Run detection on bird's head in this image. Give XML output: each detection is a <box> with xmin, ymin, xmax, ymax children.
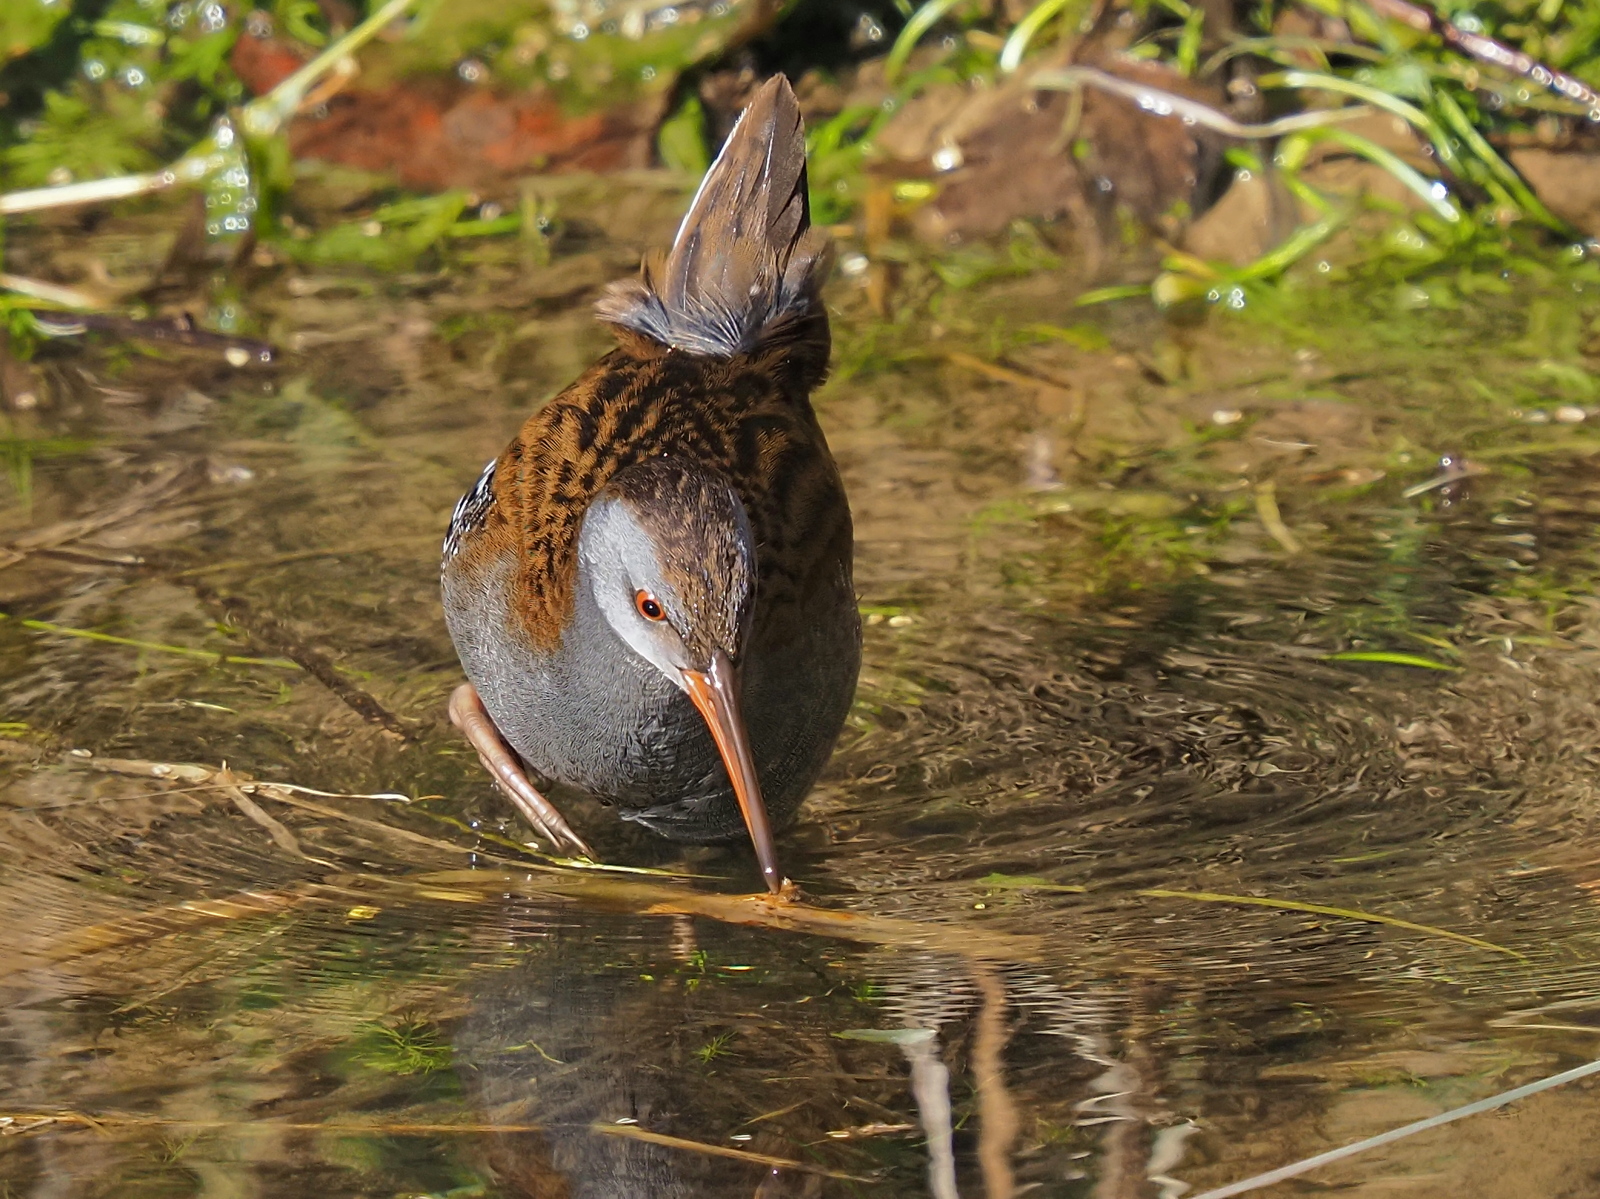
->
<box><xmin>577</xmin><ymin>457</ymin><xmax>780</xmax><ymax>892</ymax></box>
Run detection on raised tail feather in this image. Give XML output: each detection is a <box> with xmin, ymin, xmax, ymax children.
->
<box><xmin>595</xmin><ymin>75</ymin><xmax>830</xmax><ymax>361</ymax></box>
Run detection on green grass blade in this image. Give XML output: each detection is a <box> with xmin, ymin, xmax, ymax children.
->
<box><xmin>1202</xmin><ymin>35</ymin><xmax>1381</xmax><ymax>76</ymax></box>
<box><xmin>978</xmin><ymin>872</ymin><xmax>1087</xmax><ymax>892</ymax></box>
<box><xmin>1322</xmin><ymin>650</ymin><xmax>1460</xmax><ymax>669</ymax></box>
<box><xmin>1232</xmin><ymin>207</ymin><xmax>1347</xmax><ymax>280</ymax></box>
<box><xmin>977</xmin><ymin>875</ymin><xmax>1520</xmax><ymax>957</ymax></box>
<box><xmin>1175</xmin><ymin>6</ymin><xmax>1206</xmax><ymax>75</ymax></box>
<box><xmin>1135</xmin><ymin>888</ymin><xmax>1523</xmax><ymax>957</ymax></box>
<box><xmin>885</xmin><ymin>0</ymin><xmax>967</xmax><ymax>83</ymax></box>
<box><xmin>0</xmin><ymin>612</ymin><xmax>301</xmax><ymax>670</ymax></box>
<box><xmin>1074</xmin><ymin>283</ymin><xmax>1152</xmax><ymax>306</ymax></box>
<box><xmin>1431</xmin><ymin>89</ymin><xmax>1567</xmax><ymax>232</ymax></box>
<box><xmin>999</xmin><ymin>0</ymin><xmax>1084</xmax><ymax>71</ymax></box>
<box><xmin>1259</xmin><ymin>70</ymin><xmax>1458</xmax><ymax>169</ymax></box>
<box><xmin>1305</xmin><ymin>126</ymin><xmax>1461</xmax><ymax>222</ymax></box>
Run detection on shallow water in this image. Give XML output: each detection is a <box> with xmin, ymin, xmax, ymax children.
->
<box><xmin>4</xmin><ymin>189</ymin><xmax>1600</xmax><ymax>1198</ymax></box>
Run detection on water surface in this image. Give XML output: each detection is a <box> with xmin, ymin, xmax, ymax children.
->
<box><xmin>4</xmin><ymin>188</ymin><xmax>1600</xmax><ymax>1197</ymax></box>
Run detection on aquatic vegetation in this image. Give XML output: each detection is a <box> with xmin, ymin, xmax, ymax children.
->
<box><xmin>1323</xmin><ymin>648</ymin><xmax>1459</xmax><ymax>667</ymax></box>
<box><xmin>1</xmin><ymin>0</ymin><xmax>244</xmax><ymax>186</ymax></box>
<box><xmin>0</xmin><ymin>0</ymin><xmax>1594</xmax><ymax>339</ymax></box>
<box><xmin>975</xmin><ymin>873</ymin><xmax>1522</xmax><ymax>955</ymax></box>
<box><xmin>851</xmin><ymin>979</ymin><xmax>885</xmax><ymax>1003</ymax></box>
<box><xmin>0</xmin><ymin>0</ymin><xmax>777</xmax><ymax>292</ymax></box>
<box><xmin>354</xmin><ymin>1015</ymin><xmax>454</xmax><ymax>1075</ymax></box>
<box><xmin>693</xmin><ymin>1028</ymin><xmax>737</xmax><ymax>1063</ymax></box>
<box><xmin>0</xmin><ymin>611</ymin><xmax>302</xmax><ymax>669</ymax></box>
<box><xmin>289</xmin><ymin>191</ymin><xmax>478</xmax><ymax>270</ymax></box>
<box><xmin>0</xmin><ymin>429</ymin><xmax>91</xmax><ymax>513</ymax></box>
<box><xmin>889</xmin><ymin>0</ymin><xmax>1598</xmax><ymax>220</ymax></box>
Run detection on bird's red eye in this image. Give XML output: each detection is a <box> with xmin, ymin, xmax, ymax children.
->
<box><xmin>635</xmin><ymin>590</ymin><xmax>666</xmax><ymax>621</ymax></box>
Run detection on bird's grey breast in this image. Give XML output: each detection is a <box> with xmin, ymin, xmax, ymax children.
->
<box><xmin>443</xmin><ymin>546</ymin><xmax>726</xmax><ymax>806</ymax></box>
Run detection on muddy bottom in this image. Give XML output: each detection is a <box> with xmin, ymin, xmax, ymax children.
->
<box><xmin>4</xmin><ymin>190</ymin><xmax>1600</xmax><ymax>1198</ymax></box>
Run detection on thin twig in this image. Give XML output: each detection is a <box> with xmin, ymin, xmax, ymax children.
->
<box><xmin>428</xmin><ymin>870</ymin><xmax>1046</xmax><ymax>960</ymax></box>
<box><xmin>1033</xmin><ymin>66</ymin><xmax>1375</xmax><ymax>138</ymax></box>
<box><xmin>0</xmin><ymin>274</ymin><xmax>102</xmax><ymax>308</ymax></box>
<box><xmin>592</xmin><ymin>1121</ymin><xmax>871</xmax><ymax>1180</ymax></box>
<box><xmin>184</xmin><ymin>579</ymin><xmax>419</xmax><ymax>740</ymax></box>
<box><xmin>67</xmin><ymin>755</ymin><xmax>680</xmax><ymax>876</ymax></box>
<box><xmin>217</xmin><ymin>767</ymin><xmax>338</xmax><ymax>864</ymax></box>
<box><xmin>33</xmin><ymin>860</ymin><xmax>1044</xmax><ymax>973</ymax></box>
<box><xmin>0</xmin><ymin>1107</ymin><xmax>870</xmax><ymax>1176</ymax></box>
<box><xmin>0</xmin><ymin>1110</ymin><xmax>553</xmax><ymax>1136</ymax></box>
<box><xmin>1362</xmin><ymin>0</ymin><xmax>1600</xmax><ymax>117</ymax></box>
<box><xmin>0</xmin><ymin>0</ymin><xmax>421</xmax><ymax>219</ymax></box>
<box><xmin>32</xmin><ymin>311</ymin><xmax>277</xmax><ymax>362</ymax></box>
<box><xmin>0</xmin><ymin>171</ymin><xmax>187</xmax><ymax>217</ymax></box>
<box><xmin>252</xmin><ymin>779</ymin><xmax>412</xmax><ymax>804</ymax></box>
<box><xmin>253</xmin><ymin>785</ymin><xmax>525</xmax><ymax>862</ymax></box>
<box><xmin>944</xmin><ymin>350</ymin><xmax>1076</xmax><ymax>401</ymax></box>
<box><xmin>224</xmin><ymin>786</ymin><xmax>306</xmax><ymax>857</ymax></box>
<box><xmin>237</xmin><ymin>0</ymin><xmax>419</xmax><ymax>139</ymax></box>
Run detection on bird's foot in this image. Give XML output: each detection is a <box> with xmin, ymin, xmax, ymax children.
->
<box><xmin>448</xmin><ymin>683</ymin><xmax>596</xmax><ymax>859</ymax></box>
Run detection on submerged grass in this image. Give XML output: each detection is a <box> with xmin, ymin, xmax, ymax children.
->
<box><xmin>354</xmin><ymin>1015</ymin><xmax>452</xmax><ymax>1076</ymax></box>
<box><xmin>1323</xmin><ymin>649</ymin><xmax>1461</xmax><ymax>668</ymax></box>
<box><xmin>0</xmin><ymin>612</ymin><xmax>302</xmax><ymax>670</ymax></box>
<box><xmin>976</xmin><ymin>874</ymin><xmax>1525</xmax><ymax>957</ymax></box>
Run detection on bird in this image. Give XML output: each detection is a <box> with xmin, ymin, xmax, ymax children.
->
<box><xmin>440</xmin><ymin>75</ymin><xmax>859</xmax><ymax>894</ymax></box>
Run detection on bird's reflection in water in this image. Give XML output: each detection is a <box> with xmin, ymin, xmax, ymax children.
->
<box><xmin>457</xmin><ymin>933</ymin><xmax>749</xmax><ymax>1194</ymax></box>
<box><xmin>875</xmin><ymin>953</ymin><xmax>1184</xmax><ymax>1199</ymax></box>
<box><xmin>456</xmin><ymin>909</ymin><xmax>1193</xmax><ymax>1198</ymax></box>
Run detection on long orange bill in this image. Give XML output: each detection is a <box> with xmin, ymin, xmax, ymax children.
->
<box><xmin>680</xmin><ymin>650</ymin><xmax>781</xmax><ymax>894</ymax></box>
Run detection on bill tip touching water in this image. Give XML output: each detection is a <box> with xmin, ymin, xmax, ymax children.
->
<box><xmin>440</xmin><ymin>74</ymin><xmax>858</xmax><ymax>896</ymax></box>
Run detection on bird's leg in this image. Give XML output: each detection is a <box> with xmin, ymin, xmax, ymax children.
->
<box><xmin>448</xmin><ymin>683</ymin><xmax>596</xmax><ymax>859</ymax></box>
